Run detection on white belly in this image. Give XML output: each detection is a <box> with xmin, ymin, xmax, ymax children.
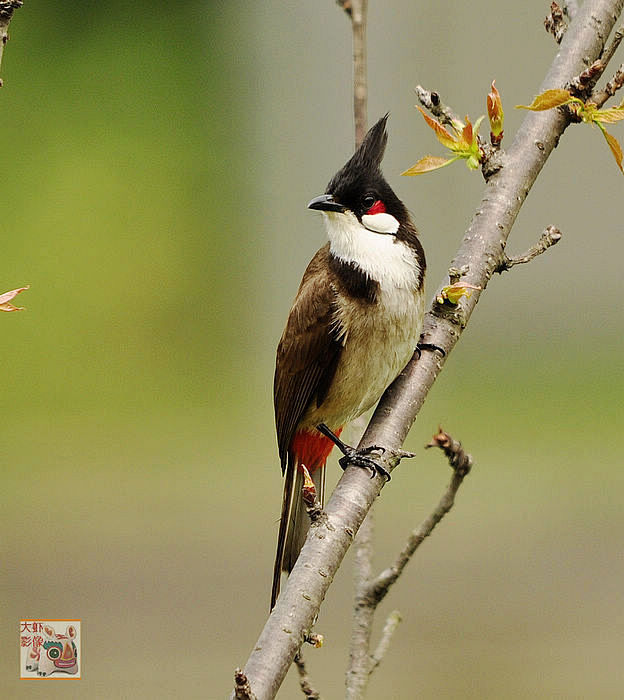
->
<box><xmin>301</xmin><ymin>285</ymin><xmax>424</xmax><ymax>429</ymax></box>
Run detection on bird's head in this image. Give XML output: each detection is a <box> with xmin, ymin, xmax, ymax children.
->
<box><xmin>307</xmin><ymin>114</ymin><xmax>408</xmax><ymax>236</ymax></box>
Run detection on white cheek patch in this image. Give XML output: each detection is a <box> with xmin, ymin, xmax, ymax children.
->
<box><xmin>361</xmin><ymin>212</ymin><xmax>400</xmax><ymax>234</ymax></box>
<box><xmin>324</xmin><ymin>210</ymin><xmax>421</xmax><ymax>289</ymax></box>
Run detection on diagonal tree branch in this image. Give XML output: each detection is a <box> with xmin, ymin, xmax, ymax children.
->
<box><xmin>233</xmin><ymin>2</ymin><xmax>624</xmax><ymax>698</ymax></box>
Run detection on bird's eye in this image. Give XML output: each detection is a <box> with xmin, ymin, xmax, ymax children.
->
<box><xmin>362</xmin><ymin>194</ymin><xmax>376</xmax><ymax>210</ymax></box>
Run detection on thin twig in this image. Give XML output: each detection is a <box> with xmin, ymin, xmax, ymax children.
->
<box><xmin>347</xmin><ymin>430</ymin><xmax>472</xmax><ymax>699</ymax></box>
<box><xmin>569</xmin><ymin>25</ymin><xmax>624</xmax><ymax>97</ymax></box>
<box><xmin>368</xmin><ymin>429</ymin><xmax>473</xmax><ymax>604</ymax></box>
<box><xmin>592</xmin><ymin>62</ymin><xmax>624</xmax><ymax>107</ymax></box>
<box><xmin>599</xmin><ymin>25</ymin><xmax>624</xmax><ymax>73</ymax></box>
<box><xmin>414</xmin><ymin>85</ymin><xmax>462</xmax><ymax>129</ymax></box>
<box><xmin>497</xmin><ymin>225</ymin><xmax>563</xmax><ymax>273</ymax></box>
<box><xmin>415</xmin><ymin>83</ymin><xmax>503</xmax><ymax>177</ymax></box>
<box><xmin>370</xmin><ymin>610</ymin><xmax>402</xmax><ymax>671</ymax></box>
<box><xmin>425</xmin><ymin>428</ymin><xmax>473</xmax><ymax>476</ymax></box>
<box><xmin>294</xmin><ymin>653</ymin><xmax>323</xmax><ymax>700</ymax></box>
<box><xmin>338</xmin><ymin>0</ymin><xmax>368</xmax><ymax>146</ymax></box>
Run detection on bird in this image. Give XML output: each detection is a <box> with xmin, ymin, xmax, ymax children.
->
<box><xmin>271</xmin><ymin>114</ymin><xmax>426</xmax><ymax>608</ymax></box>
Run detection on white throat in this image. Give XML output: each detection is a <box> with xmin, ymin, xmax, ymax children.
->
<box><xmin>323</xmin><ymin>210</ymin><xmax>421</xmax><ymax>289</ymax></box>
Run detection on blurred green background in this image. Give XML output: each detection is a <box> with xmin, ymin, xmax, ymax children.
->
<box><xmin>2</xmin><ymin>1</ymin><xmax>623</xmax><ymax>697</ymax></box>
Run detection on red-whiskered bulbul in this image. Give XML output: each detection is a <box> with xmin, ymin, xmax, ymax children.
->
<box><xmin>271</xmin><ymin>115</ymin><xmax>426</xmax><ymax>608</ymax></box>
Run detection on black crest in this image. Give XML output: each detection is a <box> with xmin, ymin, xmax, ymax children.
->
<box><xmin>326</xmin><ymin>114</ymin><xmax>389</xmax><ymax>195</ymax></box>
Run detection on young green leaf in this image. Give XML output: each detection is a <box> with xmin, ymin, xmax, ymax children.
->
<box><xmin>402</xmin><ymin>155</ymin><xmax>459</xmax><ymax>176</ymax></box>
<box><xmin>516</xmin><ymin>88</ymin><xmax>579</xmax><ymax>111</ymax></box>
<box><xmin>601</xmin><ymin>128</ymin><xmax>623</xmax><ymax>172</ymax></box>
<box><xmin>436</xmin><ymin>282</ymin><xmax>481</xmax><ymax>305</ymax></box>
<box><xmin>593</xmin><ymin>107</ymin><xmax>624</xmax><ymax>124</ymax></box>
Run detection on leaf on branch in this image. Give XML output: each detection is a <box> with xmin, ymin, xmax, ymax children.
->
<box><xmin>301</xmin><ymin>465</ymin><xmax>317</xmax><ymax>507</ymax></box>
<box><xmin>592</xmin><ymin>106</ymin><xmax>624</xmax><ymax>124</ymax></box>
<box><xmin>0</xmin><ymin>285</ymin><xmax>29</xmax><ymax>312</ymax></box>
<box><xmin>516</xmin><ymin>90</ymin><xmax>624</xmax><ymax>174</ymax></box>
<box><xmin>405</xmin><ymin>107</ymin><xmax>484</xmax><ymax>175</ymax></box>
<box><xmin>601</xmin><ymin>128</ymin><xmax>623</xmax><ymax>172</ymax></box>
<box><xmin>487</xmin><ymin>80</ymin><xmax>504</xmax><ymax>144</ymax></box>
<box><xmin>516</xmin><ymin>88</ymin><xmax>578</xmax><ymax>110</ymax></box>
<box><xmin>402</xmin><ymin>155</ymin><xmax>458</xmax><ymax>175</ymax></box>
<box><xmin>416</xmin><ymin>106</ymin><xmax>457</xmax><ymax>149</ymax></box>
<box><xmin>436</xmin><ymin>281</ymin><xmax>481</xmax><ymax>305</ymax></box>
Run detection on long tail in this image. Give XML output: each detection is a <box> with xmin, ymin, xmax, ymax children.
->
<box><xmin>271</xmin><ymin>463</ymin><xmax>325</xmax><ymax>609</ymax></box>
<box><xmin>271</xmin><ymin>427</ymin><xmax>344</xmax><ymax>609</ymax></box>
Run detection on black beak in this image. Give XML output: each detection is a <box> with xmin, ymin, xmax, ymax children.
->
<box><xmin>307</xmin><ymin>194</ymin><xmax>346</xmax><ymax>213</ymax></box>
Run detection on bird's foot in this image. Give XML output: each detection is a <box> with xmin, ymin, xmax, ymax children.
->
<box><xmin>338</xmin><ymin>446</ymin><xmax>390</xmax><ymax>481</ymax></box>
<box><xmin>316</xmin><ymin>423</ymin><xmax>391</xmax><ymax>481</ymax></box>
<box><xmin>416</xmin><ymin>340</ymin><xmax>446</xmax><ymax>357</ymax></box>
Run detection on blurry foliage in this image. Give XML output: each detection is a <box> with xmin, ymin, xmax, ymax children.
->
<box><xmin>1</xmin><ymin>0</ymin><xmax>252</xmax><ymax>419</ymax></box>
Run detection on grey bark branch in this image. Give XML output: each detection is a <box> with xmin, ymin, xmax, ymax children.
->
<box><xmin>233</xmin><ymin>2</ymin><xmax>624</xmax><ymax>698</ymax></box>
<box><xmin>563</xmin><ymin>0</ymin><xmax>579</xmax><ymax>20</ymax></box>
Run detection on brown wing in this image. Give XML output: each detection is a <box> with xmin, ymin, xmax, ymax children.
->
<box><xmin>274</xmin><ymin>244</ymin><xmax>343</xmax><ymax>473</ymax></box>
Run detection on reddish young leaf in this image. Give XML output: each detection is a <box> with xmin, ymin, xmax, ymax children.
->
<box><xmin>461</xmin><ymin>116</ymin><xmax>473</xmax><ymax>146</ymax></box>
<box><xmin>602</xmin><ymin>129</ymin><xmax>623</xmax><ymax>173</ymax></box>
<box><xmin>416</xmin><ymin>106</ymin><xmax>457</xmax><ymax>149</ymax></box>
<box><xmin>487</xmin><ymin>80</ymin><xmax>504</xmax><ymax>135</ymax></box>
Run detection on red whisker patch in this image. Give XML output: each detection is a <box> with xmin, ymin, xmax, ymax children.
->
<box><xmin>367</xmin><ymin>200</ymin><xmax>386</xmax><ymax>215</ymax></box>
